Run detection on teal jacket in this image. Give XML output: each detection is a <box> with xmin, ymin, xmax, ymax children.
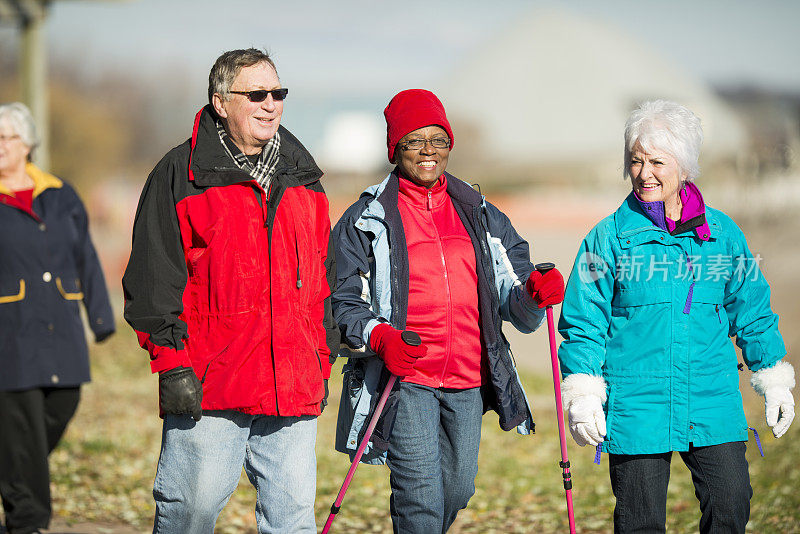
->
<box><xmin>558</xmin><ymin>192</ymin><xmax>786</xmax><ymax>454</ymax></box>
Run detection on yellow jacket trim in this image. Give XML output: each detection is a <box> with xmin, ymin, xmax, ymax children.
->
<box><xmin>28</xmin><ymin>163</ymin><xmax>63</xmax><ymax>198</ymax></box>
<box><xmin>56</xmin><ymin>278</ymin><xmax>84</xmax><ymax>301</ymax></box>
<box><xmin>0</xmin><ymin>164</ymin><xmax>63</xmax><ymax>197</ymax></box>
<box><xmin>0</xmin><ymin>279</ymin><xmax>26</xmax><ymax>304</ymax></box>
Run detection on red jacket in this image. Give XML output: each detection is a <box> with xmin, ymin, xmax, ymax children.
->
<box><xmin>398</xmin><ymin>175</ymin><xmax>484</xmax><ymax>388</ymax></box>
<box><xmin>122</xmin><ymin>106</ymin><xmax>337</xmax><ymax>416</ymax></box>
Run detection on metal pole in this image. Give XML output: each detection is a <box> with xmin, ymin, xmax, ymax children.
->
<box><xmin>535</xmin><ymin>262</ymin><xmax>576</xmax><ymax>534</ymax></box>
<box><xmin>19</xmin><ymin>0</ymin><xmax>49</xmax><ymax>170</ymax></box>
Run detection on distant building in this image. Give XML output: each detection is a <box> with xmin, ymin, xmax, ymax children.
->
<box><xmin>438</xmin><ymin>7</ymin><xmax>748</xmax><ymax>186</ymax></box>
<box><xmin>318</xmin><ymin>111</ymin><xmax>386</xmax><ymax>175</ymax></box>
<box><xmin>715</xmin><ymin>86</ymin><xmax>800</xmax><ymax>177</ymax></box>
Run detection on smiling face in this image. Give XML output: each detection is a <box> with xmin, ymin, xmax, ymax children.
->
<box><xmin>0</xmin><ymin>120</ymin><xmax>31</xmax><ymax>176</ymax></box>
<box><xmin>628</xmin><ymin>141</ymin><xmax>687</xmax><ymax>217</ymax></box>
<box><xmin>394</xmin><ymin>125</ymin><xmax>450</xmax><ymax>188</ymax></box>
<box><xmin>212</xmin><ymin>61</ymin><xmax>283</xmax><ymax>155</ymax></box>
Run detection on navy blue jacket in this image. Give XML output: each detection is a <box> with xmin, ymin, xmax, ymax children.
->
<box><xmin>0</xmin><ymin>164</ymin><xmax>115</xmax><ymax>391</ymax></box>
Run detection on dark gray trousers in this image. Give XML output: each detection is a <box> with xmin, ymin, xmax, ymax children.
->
<box><xmin>609</xmin><ymin>441</ymin><xmax>752</xmax><ymax>533</ymax></box>
<box><xmin>0</xmin><ymin>387</ymin><xmax>80</xmax><ymax>534</ymax></box>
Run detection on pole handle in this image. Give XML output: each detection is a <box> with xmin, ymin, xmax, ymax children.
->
<box><xmin>401</xmin><ymin>330</ymin><xmax>421</xmax><ymax>346</ymax></box>
<box><xmin>534</xmin><ymin>262</ymin><xmax>555</xmax><ymax>273</ymax></box>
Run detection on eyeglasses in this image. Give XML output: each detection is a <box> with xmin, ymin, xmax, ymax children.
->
<box><xmin>399</xmin><ymin>137</ymin><xmax>451</xmax><ymax>151</ymax></box>
<box><xmin>229</xmin><ymin>88</ymin><xmax>289</xmax><ymax>102</ymax></box>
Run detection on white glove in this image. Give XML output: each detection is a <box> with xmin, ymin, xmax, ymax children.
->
<box><xmin>567</xmin><ymin>394</ymin><xmax>607</xmax><ymax>446</ymax></box>
<box><xmin>561</xmin><ymin>373</ymin><xmax>608</xmax><ymax>447</ymax></box>
<box><xmin>751</xmin><ymin>360</ymin><xmax>796</xmax><ymax>439</ymax></box>
<box><xmin>765</xmin><ymin>387</ymin><xmax>794</xmax><ymax>438</ymax></box>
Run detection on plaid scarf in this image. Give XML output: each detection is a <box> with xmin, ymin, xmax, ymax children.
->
<box><xmin>216</xmin><ymin>118</ymin><xmax>281</xmax><ymax>190</ymax></box>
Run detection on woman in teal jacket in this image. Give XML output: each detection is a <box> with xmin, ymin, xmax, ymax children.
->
<box><xmin>558</xmin><ymin>100</ymin><xmax>794</xmax><ymax>533</ymax></box>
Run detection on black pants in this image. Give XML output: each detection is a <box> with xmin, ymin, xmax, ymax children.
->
<box><xmin>0</xmin><ymin>387</ymin><xmax>80</xmax><ymax>534</ymax></box>
<box><xmin>609</xmin><ymin>441</ymin><xmax>752</xmax><ymax>534</ymax></box>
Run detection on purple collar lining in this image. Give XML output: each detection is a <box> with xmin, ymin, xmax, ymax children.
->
<box><xmin>633</xmin><ymin>182</ymin><xmax>710</xmax><ymax>241</ymax></box>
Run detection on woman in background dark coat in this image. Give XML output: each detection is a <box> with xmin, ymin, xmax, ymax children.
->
<box><xmin>0</xmin><ymin>102</ymin><xmax>115</xmax><ymax>534</ymax></box>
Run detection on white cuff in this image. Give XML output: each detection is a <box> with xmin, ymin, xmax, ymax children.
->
<box><xmin>561</xmin><ymin>373</ymin><xmax>607</xmax><ymax>409</ymax></box>
<box><xmin>751</xmin><ymin>360</ymin><xmax>795</xmax><ymax>397</ymax></box>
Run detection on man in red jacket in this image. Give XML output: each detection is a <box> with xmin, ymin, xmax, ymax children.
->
<box><xmin>122</xmin><ymin>48</ymin><xmax>337</xmax><ymax>533</ymax></box>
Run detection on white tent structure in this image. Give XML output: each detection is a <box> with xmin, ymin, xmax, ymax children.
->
<box><xmin>439</xmin><ymin>7</ymin><xmax>746</xmax><ymax>182</ymax></box>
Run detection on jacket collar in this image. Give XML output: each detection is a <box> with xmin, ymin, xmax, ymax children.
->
<box><xmin>398</xmin><ymin>173</ymin><xmax>448</xmax><ymax>208</ymax></box>
<box><xmin>0</xmin><ymin>163</ymin><xmax>63</xmax><ymax>197</ymax></box>
<box><xmin>445</xmin><ymin>171</ymin><xmax>483</xmax><ymax>207</ymax></box>
<box><xmin>614</xmin><ymin>184</ymin><xmax>719</xmax><ymax>241</ymax></box>
<box><xmin>187</xmin><ymin>105</ymin><xmax>323</xmax><ymax>189</ymax></box>
<box><xmin>359</xmin><ymin>170</ymin><xmax>484</xmax><ymax>226</ymax></box>
<box><xmin>628</xmin><ymin>182</ymin><xmax>711</xmax><ymax>241</ymax></box>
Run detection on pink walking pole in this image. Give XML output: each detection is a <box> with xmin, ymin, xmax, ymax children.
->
<box><xmin>535</xmin><ymin>262</ymin><xmax>576</xmax><ymax>534</ymax></box>
<box><xmin>321</xmin><ymin>330</ymin><xmax>421</xmax><ymax>534</ymax></box>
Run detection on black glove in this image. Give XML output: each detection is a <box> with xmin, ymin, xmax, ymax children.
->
<box><xmin>159</xmin><ymin>366</ymin><xmax>203</xmax><ymax>421</ymax></box>
<box><xmin>320</xmin><ymin>379</ymin><xmax>329</xmax><ymax>413</ymax></box>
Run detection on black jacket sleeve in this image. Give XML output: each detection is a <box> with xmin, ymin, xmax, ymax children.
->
<box><xmin>331</xmin><ymin>197</ymin><xmax>381</xmax><ymax>354</ymax></box>
<box><xmin>122</xmin><ymin>155</ymin><xmax>191</xmax><ymax>372</ymax></box>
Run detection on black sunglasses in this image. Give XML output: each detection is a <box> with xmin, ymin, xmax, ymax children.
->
<box><xmin>229</xmin><ymin>88</ymin><xmax>289</xmax><ymax>102</ymax></box>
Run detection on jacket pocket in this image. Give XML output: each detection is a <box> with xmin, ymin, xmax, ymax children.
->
<box><xmin>612</xmin><ymin>285</ymin><xmax>670</xmax><ymax>307</ymax></box>
<box><xmin>691</xmin><ymin>285</ymin><xmax>724</xmax><ymax>305</ymax></box>
<box><xmin>0</xmin><ymin>279</ymin><xmax>25</xmax><ymax>304</ymax></box>
<box><xmin>55</xmin><ymin>277</ymin><xmax>84</xmax><ymax>300</ymax></box>
<box><xmin>336</xmin><ymin>360</ymin><xmax>366</xmax><ymax>453</ymax></box>
<box><xmin>689</xmin><ymin>284</ymin><xmax>727</xmax><ymax>329</ymax></box>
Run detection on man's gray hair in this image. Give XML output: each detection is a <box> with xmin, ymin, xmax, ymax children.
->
<box><xmin>623</xmin><ymin>100</ymin><xmax>703</xmax><ymax>182</ymax></box>
<box><xmin>0</xmin><ymin>102</ymin><xmax>39</xmax><ymax>151</ymax></box>
<box><xmin>208</xmin><ymin>48</ymin><xmax>278</xmax><ymax>105</ymax></box>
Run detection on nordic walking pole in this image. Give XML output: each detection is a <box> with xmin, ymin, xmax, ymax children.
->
<box><xmin>321</xmin><ymin>330</ymin><xmax>421</xmax><ymax>534</ymax></box>
<box><xmin>534</xmin><ymin>262</ymin><xmax>576</xmax><ymax>534</ymax></box>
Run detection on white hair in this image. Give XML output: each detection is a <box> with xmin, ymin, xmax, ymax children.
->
<box><xmin>623</xmin><ymin>100</ymin><xmax>703</xmax><ymax>182</ymax></box>
<box><xmin>0</xmin><ymin>102</ymin><xmax>39</xmax><ymax>151</ymax></box>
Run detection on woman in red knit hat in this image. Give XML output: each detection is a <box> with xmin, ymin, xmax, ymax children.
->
<box><xmin>331</xmin><ymin>89</ymin><xmax>565</xmax><ymax>532</ymax></box>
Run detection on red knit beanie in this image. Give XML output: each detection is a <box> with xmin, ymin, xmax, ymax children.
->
<box><xmin>384</xmin><ymin>89</ymin><xmax>454</xmax><ymax>163</ymax></box>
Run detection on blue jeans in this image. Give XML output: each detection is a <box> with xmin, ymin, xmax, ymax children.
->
<box><xmin>152</xmin><ymin>411</ymin><xmax>317</xmax><ymax>534</ymax></box>
<box><xmin>609</xmin><ymin>441</ymin><xmax>752</xmax><ymax>533</ymax></box>
<box><xmin>386</xmin><ymin>383</ymin><xmax>483</xmax><ymax>534</ymax></box>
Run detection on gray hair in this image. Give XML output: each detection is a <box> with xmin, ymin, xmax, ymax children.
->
<box><xmin>208</xmin><ymin>48</ymin><xmax>277</xmax><ymax>105</ymax></box>
<box><xmin>623</xmin><ymin>100</ymin><xmax>703</xmax><ymax>182</ymax></box>
<box><xmin>0</xmin><ymin>102</ymin><xmax>39</xmax><ymax>151</ymax></box>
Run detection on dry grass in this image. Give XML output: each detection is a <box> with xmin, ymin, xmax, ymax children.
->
<box><xmin>36</xmin><ymin>327</ymin><xmax>799</xmax><ymax>534</ymax></box>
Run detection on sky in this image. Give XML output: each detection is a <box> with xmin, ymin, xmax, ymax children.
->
<box><xmin>1</xmin><ymin>0</ymin><xmax>799</xmax><ymax>162</ymax></box>
<box><xmin>25</xmin><ymin>0</ymin><xmax>798</xmax><ymax>91</ymax></box>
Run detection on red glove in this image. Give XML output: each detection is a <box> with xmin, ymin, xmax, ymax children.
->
<box><xmin>526</xmin><ymin>268</ymin><xmax>565</xmax><ymax>308</ymax></box>
<box><xmin>369</xmin><ymin>323</ymin><xmax>427</xmax><ymax>377</ymax></box>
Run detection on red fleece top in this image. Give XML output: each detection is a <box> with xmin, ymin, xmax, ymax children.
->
<box><xmin>397</xmin><ymin>174</ymin><xmax>484</xmax><ymax>389</ymax></box>
<box><xmin>0</xmin><ymin>188</ymin><xmax>35</xmax><ymax>216</ymax></box>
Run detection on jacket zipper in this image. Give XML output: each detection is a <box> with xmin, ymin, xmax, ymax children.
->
<box><xmin>265</xmin><ymin>181</ymin><xmax>284</xmax><ymax>416</ymax></box>
<box><xmin>476</xmin><ymin>205</ymin><xmax>501</xmax><ymax>327</ymax></box>
<box><xmin>261</xmin><ymin>183</ymin><xmax>270</xmax><ymax>227</ymax></box>
<box><xmin>428</xmin><ymin>190</ymin><xmax>454</xmax><ymax>387</ymax></box>
<box><xmin>385</xmin><ymin>220</ymin><xmax>401</xmax><ymax>330</ymax></box>
<box><xmin>295</xmin><ymin>237</ymin><xmax>303</xmax><ymax>289</ymax></box>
